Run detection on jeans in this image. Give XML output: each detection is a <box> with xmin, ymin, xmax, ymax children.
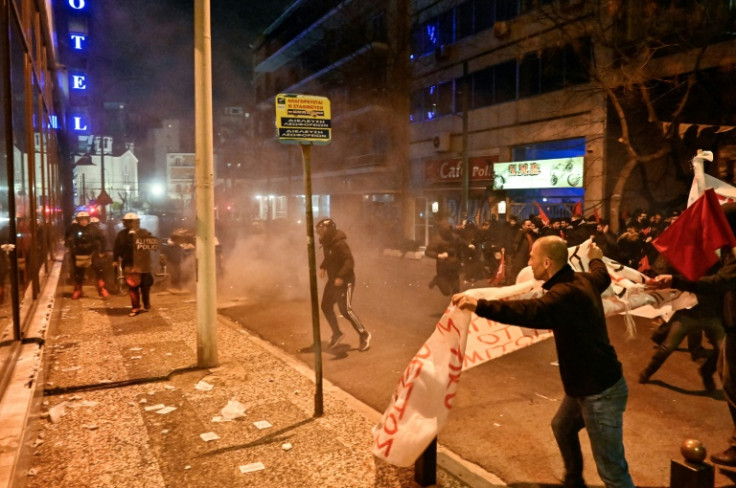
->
<box><xmin>551</xmin><ymin>376</ymin><xmax>634</xmax><ymax>488</ymax></box>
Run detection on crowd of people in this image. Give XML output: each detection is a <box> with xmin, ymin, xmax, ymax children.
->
<box><xmin>425</xmin><ymin>208</ymin><xmax>681</xmax><ymax>293</ymax></box>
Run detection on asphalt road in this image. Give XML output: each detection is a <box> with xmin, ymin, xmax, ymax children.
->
<box><xmin>218</xmin><ymin>250</ymin><xmax>735</xmax><ymax>488</ymax></box>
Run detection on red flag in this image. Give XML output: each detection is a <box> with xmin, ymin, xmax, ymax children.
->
<box><xmin>653</xmin><ymin>188</ymin><xmax>736</xmax><ymax>281</ymax></box>
<box><xmin>637</xmin><ymin>255</ymin><xmax>650</xmax><ymax>273</ymax></box>
<box><xmin>593</xmin><ymin>208</ymin><xmax>601</xmax><ymax>223</ymax></box>
<box><xmin>490</xmin><ymin>249</ymin><xmax>505</xmax><ymax>286</ymax></box>
<box><xmin>533</xmin><ymin>201</ymin><xmax>550</xmax><ymax>226</ymax></box>
<box><xmin>572</xmin><ymin>201</ymin><xmax>582</xmax><ymax>217</ymax></box>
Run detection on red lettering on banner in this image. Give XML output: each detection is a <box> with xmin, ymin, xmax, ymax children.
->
<box><xmin>436</xmin><ymin>317</ymin><xmax>461</xmax><ymax>337</ymax></box>
<box><xmin>383</xmin><ymin>412</ymin><xmax>399</xmax><ymax>435</ymax></box>
<box><xmin>463</xmin><ymin>350</ymin><xmax>486</xmax><ymax>366</ymax></box>
<box><xmin>717</xmin><ymin>194</ymin><xmax>736</xmax><ymax>204</ymax></box>
<box><xmin>448</xmin><ymin>347</ymin><xmax>463</xmax><ymax>371</ymax></box>
<box><xmin>373</xmin><ymin>434</ymin><xmax>394</xmax><ymax>457</ymax></box>
<box><xmin>444</xmin><ymin>393</ymin><xmax>456</xmax><ymax>409</ymax></box>
<box><xmin>469</xmin><ymin>319</ymin><xmax>482</xmax><ymax>333</ymax></box>
<box><xmin>447</xmin><ymin>373</ymin><xmax>461</xmax><ymax>389</ymax></box>
<box><xmin>416</xmin><ymin>343</ymin><xmax>432</xmax><ymax>359</ymax></box>
<box><xmin>476</xmin><ymin>332</ymin><xmax>501</xmax><ymax>345</ymax></box>
<box><xmin>515</xmin><ymin>336</ymin><xmax>534</xmax><ymax>347</ymax></box>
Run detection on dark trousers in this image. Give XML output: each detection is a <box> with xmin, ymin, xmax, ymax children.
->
<box><xmin>321</xmin><ymin>281</ymin><xmax>365</xmax><ymax>337</ymax></box>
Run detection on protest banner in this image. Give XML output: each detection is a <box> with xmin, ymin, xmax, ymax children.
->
<box><xmin>372</xmin><ymin>239</ymin><xmax>695</xmax><ymax>467</ymax></box>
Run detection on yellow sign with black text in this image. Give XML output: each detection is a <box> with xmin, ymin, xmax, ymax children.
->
<box><xmin>275</xmin><ymin>94</ymin><xmax>332</xmax><ymax>144</ymax></box>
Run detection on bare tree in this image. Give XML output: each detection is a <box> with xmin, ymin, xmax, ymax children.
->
<box><xmin>534</xmin><ymin>0</ymin><xmax>735</xmax><ymax>230</ymax></box>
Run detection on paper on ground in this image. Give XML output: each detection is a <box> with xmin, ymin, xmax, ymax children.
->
<box><xmin>239</xmin><ymin>462</ymin><xmax>265</xmax><ymax>474</ymax></box>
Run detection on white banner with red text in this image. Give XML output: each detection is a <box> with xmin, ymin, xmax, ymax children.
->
<box><xmin>372</xmin><ymin>239</ymin><xmax>696</xmax><ymax>467</ymax></box>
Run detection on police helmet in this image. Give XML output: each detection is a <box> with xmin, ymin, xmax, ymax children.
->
<box><xmin>316</xmin><ymin>218</ymin><xmax>336</xmax><ymax>232</ymax></box>
<box><xmin>123</xmin><ymin>212</ymin><xmax>139</xmax><ymax>221</ymax></box>
<box><xmin>76</xmin><ymin>210</ymin><xmax>90</xmax><ymax>219</ymax></box>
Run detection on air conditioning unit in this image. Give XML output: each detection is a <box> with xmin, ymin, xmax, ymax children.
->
<box><xmin>493</xmin><ymin>21</ymin><xmax>509</xmax><ymax>39</ymax></box>
<box><xmin>432</xmin><ymin>132</ymin><xmax>451</xmax><ymax>152</ymax></box>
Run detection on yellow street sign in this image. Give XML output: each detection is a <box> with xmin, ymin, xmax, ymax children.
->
<box><xmin>275</xmin><ymin>94</ymin><xmax>332</xmax><ymax>144</ymax></box>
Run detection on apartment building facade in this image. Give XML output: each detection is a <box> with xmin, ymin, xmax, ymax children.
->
<box><xmin>252</xmin><ymin>0</ymin><xmax>736</xmax><ymax>244</ymax></box>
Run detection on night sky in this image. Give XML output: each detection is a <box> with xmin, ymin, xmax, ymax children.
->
<box><xmin>91</xmin><ymin>0</ymin><xmax>293</xmax><ymax>122</ymax></box>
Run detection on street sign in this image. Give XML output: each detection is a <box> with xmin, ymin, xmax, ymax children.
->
<box><xmin>275</xmin><ymin>94</ymin><xmax>331</xmax><ymax>144</ymax></box>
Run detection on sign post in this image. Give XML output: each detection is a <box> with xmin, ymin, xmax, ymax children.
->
<box><xmin>275</xmin><ymin>94</ymin><xmax>332</xmax><ymax>418</ymax></box>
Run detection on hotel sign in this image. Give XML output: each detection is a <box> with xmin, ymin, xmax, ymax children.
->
<box><xmin>492</xmin><ymin>157</ymin><xmax>584</xmax><ymax>190</ymax></box>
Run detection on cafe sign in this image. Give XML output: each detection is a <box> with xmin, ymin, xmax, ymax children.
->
<box><xmin>424</xmin><ymin>156</ymin><xmax>499</xmax><ymax>183</ymax></box>
<box><xmin>492</xmin><ymin>157</ymin><xmax>584</xmax><ymax>190</ymax></box>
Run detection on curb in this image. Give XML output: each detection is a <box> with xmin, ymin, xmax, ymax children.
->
<box><xmin>218</xmin><ymin>314</ymin><xmax>507</xmax><ymax>487</ymax></box>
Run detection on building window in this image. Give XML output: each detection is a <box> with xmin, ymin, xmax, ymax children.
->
<box><xmin>541</xmin><ymin>47</ymin><xmax>565</xmax><ymax>93</ymax></box>
<box><xmin>518</xmin><ymin>52</ymin><xmax>540</xmax><ymax>98</ymax></box>
<box><xmin>512</xmin><ymin>137</ymin><xmax>586</xmax><ymax>161</ymax></box>
<box><xmin>494</xmin><ymin>60</ymin><xmax>517</xmax><ymax>103</ymax></box>
<box><xmin>472</xmin><ymin>66</ymin><xmax>494</xmax><ymax>108</ymax></box>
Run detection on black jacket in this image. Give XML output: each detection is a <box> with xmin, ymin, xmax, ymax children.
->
<box><xmin>672</xmin><ymin>250</ymin><xmax>736</xmax><ymax>332</ymax></box>
<box><xmin>319</xmin><ymin>229</ymin><xmax>356</xmax><ymax>284</ymax></box>
<box><xmin>474</xmin><ymin>259</ymin><xmax>623</xmax><ymax>397</ymax></box>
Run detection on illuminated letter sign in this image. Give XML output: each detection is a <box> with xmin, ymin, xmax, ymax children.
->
<box><xmin>70</xmin><ymin>34</ymin><xmax>86</xmax><ymax>50</ymax></box>
<box><xmin>68</xmin><ymin>0</ymin><xmax>86</xmax><ymax>9</ymax></box>
<box><xmin>71</xmin><ymin>75</ymin><xmax>87</xmax><ymax>90</ymax></box>
<box><xmin>73</xmin><ymin>116</ymin><xmax>88</xmax><ymax>131</ymax></box>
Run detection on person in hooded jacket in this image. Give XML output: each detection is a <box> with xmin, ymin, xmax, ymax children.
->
<box><xmin>650</xmin><ymin>202</ymin><xmax>736</xmax><ymax>467</ymax></box>
<box><xmin>316</xmin><ymin>218</ymin><xmax>371</xmax><ymax>352</ymax></box>
<box><xmin>425</xmin><ymin>220</ymin><xmax>475</xmax><ymax>296</ymax></box>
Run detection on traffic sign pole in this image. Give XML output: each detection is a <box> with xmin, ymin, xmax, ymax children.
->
<box><xmin>275</xmin><ymin>93</ymin><xmax>331</xmax><ymax>417</ymax></box>
<box><xmin>301</xmin><ymin>142</ymin><xmax>324</xmax><ymax>417</ymax></box>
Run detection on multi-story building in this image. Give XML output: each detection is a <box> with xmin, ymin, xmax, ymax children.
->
<box><xmin>251</xmin><ymin>0</ymin><xmax>410</xmax><ymax>244</ymax></box>
<box><xmin>253</xmin><ymin>0</ymin><xmax>736</xmax><ymax>244</ymax></box>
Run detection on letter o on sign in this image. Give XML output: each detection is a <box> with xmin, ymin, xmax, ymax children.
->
<box><xmin>69</xmin><ymin>0</ymin><xmax>86</xmax><ymax>9</ymax></box>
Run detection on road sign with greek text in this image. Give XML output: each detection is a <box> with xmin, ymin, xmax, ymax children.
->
<box><xmin>275</xmin><ymin>94</ymin><xmax>331</xmax><ymax>144</ymax></box>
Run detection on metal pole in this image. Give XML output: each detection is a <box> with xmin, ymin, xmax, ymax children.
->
<box><xmin>194</xmin><ymin>0</ymin><xmax>218</xmax><ymax>368</ymax></box>
<box><xmin>461</xmin><ymin>62</ymin><xmax>470</xmax><ymax>221</ymax></box>
<box><xmin>301</xmin><ymin>143</ymin><xmax>324</xmax><ymax>417</ymax></box>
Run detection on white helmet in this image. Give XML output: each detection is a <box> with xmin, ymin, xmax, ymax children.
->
<box><xmin>123</xmin><ymin>212</ymin><xmax>139</xmax><ymax>221</ymax></box>
<box><xmin>76</xmin><ymin>210</ymin><xmax>90</xmax><ymax>219</ymax></box>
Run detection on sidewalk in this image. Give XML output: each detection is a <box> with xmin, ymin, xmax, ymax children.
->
<box><xmin>0</xmin><ymin>262</ymin><xmax>484</xmax><ymax>488</ymax></box>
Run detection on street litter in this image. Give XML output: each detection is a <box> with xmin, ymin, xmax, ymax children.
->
<box><xmin>82</xmin><ymin>424</ymin><xmax>99</xmax><ymax>430</ymax></box>
<box><xmin>195</xmin><ymin>380</ymin><xmax>214</xmax><ymax>391</ymax></box>
<box><xmin>282</xmin><ymin>443</ymin><xmax>292</xmax><ymax>451</ymax></box>
<box><xmin>130</xmin><ymin>356</ymin><xmax>142</xmax><ymax>360</ymax></box>
<box><xmin>48</xmin><ymin>403</ymin><xmax>66</xmax><ymax>423</ymax></box>
<box><xmin>239</xmin><ymin>462</ymin><xmax>265</xmax><ymax>474</ymax></box>
<box><xmin>211</xmin><ymin>416</ymin><xmax>232</xmax><ymax>423</ymax></box>
<box><xmin>220</xmin><ymin>399</ymin><xmax>246</xmax><ymax>420</ymax></box>
<box><xmin>164</xmin><ymin>385</ymin><xmax>176</xmax><ymax>390</ymax></box>
<box><xmin>139</xmin><ymin>398</ymin><xmax>147</xmax><ymax>404</ymax></box>
<box><xmin>144</xmin><ymin>404</ymin><xmax>166</xmax><ymax>412</ymax></box>
<box><xmin>253</xmin><ymin>420</ymin><xmax>272</xmax><ymax>430</ymax></box>
<box><xmin>129</xmin><ymin>347</ymin><xmax>142</xmax><ymax>351</ymax></box>
<box><xmin>156</xmin><ymin>406</ymin><xmax>177</xmax><ymax>414</ymax></box>
<box><xmin>200</xmin><ymin>432</ymin><xmax>220</xmax><ymax>442</ymax></box>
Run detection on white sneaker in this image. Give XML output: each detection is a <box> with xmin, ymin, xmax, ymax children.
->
<box><xmin>359</xmin><ymin>332</ymin><xmax>372</xmax><ymax>352</ymax></box>
<box><xmin>328</xmin><ymin>332</ymin><xmax>345</xmax><ymax>349</ymax></box>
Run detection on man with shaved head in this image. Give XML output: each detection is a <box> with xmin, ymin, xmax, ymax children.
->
<box><xmin>453</xmin><ymin>236</ymin><xmax>634</xmax><ymax>488</ymax></box>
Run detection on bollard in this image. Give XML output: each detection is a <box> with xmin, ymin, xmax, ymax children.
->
<box><xmin>414</xmin><ymin>437</ymin><xmax>437</xmax><ymax>487</ymax></box>
<box><xmin>671</xmin><ymin>438</ymin><xmax>714</xmax><ymax>488</ymax></box>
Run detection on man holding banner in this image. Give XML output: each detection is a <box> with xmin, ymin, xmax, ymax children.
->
<box><xmin>453</xmin><ymin>236</ymin><xmax>634</xmax><ymax>488</ymax></box>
